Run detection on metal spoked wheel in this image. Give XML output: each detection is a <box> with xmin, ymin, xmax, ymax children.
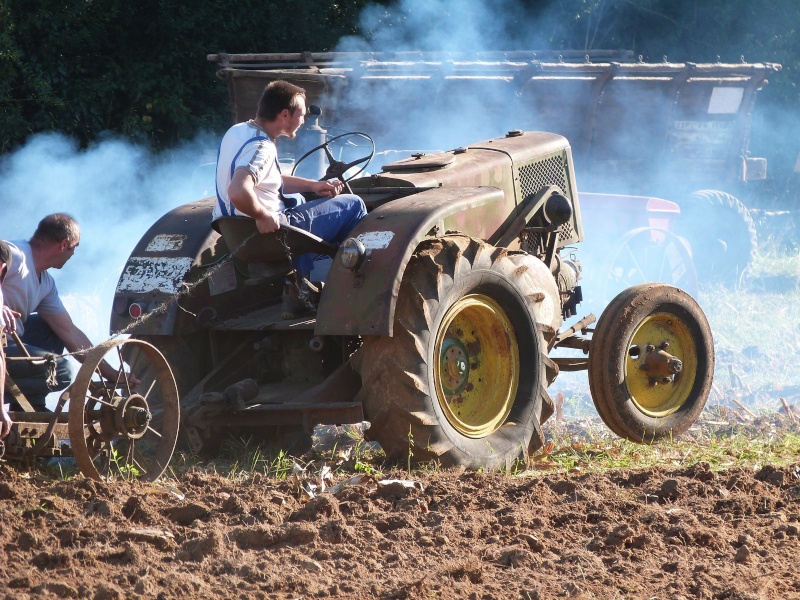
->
<box><xmin>67</xmin><ymin>338</ymin><xmax>180</xmax><ymax>481</ymax></box>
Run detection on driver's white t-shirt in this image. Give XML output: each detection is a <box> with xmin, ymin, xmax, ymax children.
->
<box><xmin>212</xmin><ymin>120</ymin><xmax>285</xmax><ymax>221</ymax></box>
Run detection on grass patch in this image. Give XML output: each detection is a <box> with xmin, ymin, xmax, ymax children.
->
<box><xmin>528</xmin><ymin>413</ymin><xmax>800</xmax><ymax>476</ymax></box>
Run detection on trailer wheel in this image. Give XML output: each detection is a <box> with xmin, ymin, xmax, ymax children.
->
<box><xmin>68</xmin><ymin>338</ymin><xmax>180</xmax><ymax>481</ymax></box>
<box><xmin>588</xmin><ymin>283</ymin><xmax>713</xmax><ymax>442</ymax></box>
<box><xmin>355</xmin><ymin>236</ymin><xmax>554</xmax><ymax>471</ymax></box>
<box><xmin>678</xmin><ymin>189</ymin><xmax>757</xmax><ymax>283</ymax></box>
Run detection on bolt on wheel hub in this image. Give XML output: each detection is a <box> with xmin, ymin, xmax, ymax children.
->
<box><xmin>440</xmin><ymin>338</ymin><xmax>469</xmax><ymax>395</ymax></box>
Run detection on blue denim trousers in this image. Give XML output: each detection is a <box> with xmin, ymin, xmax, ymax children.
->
<box><xmin>5</xmin><ymin>314</ymin><xmax>73</xmax><ymax>410</ymax></box>
<box><xmin>284</xmin><ymin>194</ymin><xmax>366</xmax><ymax>280</ymax></box>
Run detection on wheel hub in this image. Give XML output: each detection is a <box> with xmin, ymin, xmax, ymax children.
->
<box><xmin>625</xmin><ymin>314</ymin><xmax>697</xmax><ymax>417</ymax></box>
<box><xmin>114</xmin><ymin>394</ymin><xmax>152</xmax><ymax>439</ymax></box>
<box><xmin>440</xmin><ymin>338</ymin><xmax>469</xmax><ymax>395</ymax></box>
<box><xmin>636</xmin><ymin>341</ymin><xmax>683</xmax><ymax>386</ymax></box>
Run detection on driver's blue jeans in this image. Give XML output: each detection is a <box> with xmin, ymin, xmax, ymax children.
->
<box><xmin>283</xmin><ymin>194</ymin><xmax>366</xmax><ymax>280</ymax></box>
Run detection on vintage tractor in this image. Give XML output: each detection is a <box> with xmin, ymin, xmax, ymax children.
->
<box><xmin>107</xmin><ymin>124</ymin><xmax>715</xmax><ymax>472</ymax></box>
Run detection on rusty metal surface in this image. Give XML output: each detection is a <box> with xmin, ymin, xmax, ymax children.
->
<box><xmin>371</xmin><ymin>130</ymin><xmax>571</xmax><ymax>210</ymax></box>
<box><xmin>314</xmin><ymin>131</ymin><xmax>578</xmax><ymax>338</ymax></box>
<box><xmin>211</xmin><ymin>302</ymin><xmax>315</xmax><ymax>331</ymax></box>
<box><xmin>111</xmin><ymin>198</ymin><xmax>222</xmax><ymax>336</ymax></box>
<box><xmin>2</xmin><ymin>421</ymin><xmax>74</xmax><ymax>459</ymax></box>
<box><xmin>315</xmin><ymin>185</ymin><xmax>505</xmax><ymax>337</ymax></box>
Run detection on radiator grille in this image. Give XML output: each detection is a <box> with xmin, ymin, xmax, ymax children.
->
<box><xmin>518</xmin><ymin>153</ymin><xmax>568</xmax><ymax>196</ymax></box>
<box><xmin>517</xmin><ymin>151</ymin><xmax>579</xmax><ymax>252</ymax></box>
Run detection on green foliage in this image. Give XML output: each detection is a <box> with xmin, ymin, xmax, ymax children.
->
<box><xmin>0</xmin><ymin>0</ymin><xmax>375</xmax><ymax>151</ymax></box>
<box><xmin>1</xmin><ymin>0</ymin><xmax>799</xmax><ymax>156</ymax></box>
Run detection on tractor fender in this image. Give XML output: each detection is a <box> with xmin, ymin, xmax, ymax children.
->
<box><xmin>110</xmin><ymin>198</ymin><xmax>222</xmax><ymax>336</ymax></box>
<box><xmin>315</xmin><ymin>185</ymin><xmax>513</xmax><ymax>337</ymax></box>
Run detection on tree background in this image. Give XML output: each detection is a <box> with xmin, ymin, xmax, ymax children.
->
<box><xmin>1</xmin><ymin>0</ymin><xmax>798</xmax><ymax>185</ymax></box>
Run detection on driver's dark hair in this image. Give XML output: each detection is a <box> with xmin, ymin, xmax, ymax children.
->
<box><xmin>257</xmin><ymin>80</ymin><xmax>306</xmax><ymax>121</ymax></box>
<box><xmin>30</xmin><ymin>213</ymin><xmax>80</xmax><ymax>247</ymax></box>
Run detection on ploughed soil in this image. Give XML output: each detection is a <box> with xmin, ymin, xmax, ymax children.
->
<box><xmin>2</xmin><ymin>421</ymin><xmax>800</xmax><ymax>600</ymax></box>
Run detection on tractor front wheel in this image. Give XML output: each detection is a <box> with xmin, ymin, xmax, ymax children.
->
<box><xmin>588</xmin><ymin>283</ymin><xmax>714</xmax><ymax>442</ymax></box>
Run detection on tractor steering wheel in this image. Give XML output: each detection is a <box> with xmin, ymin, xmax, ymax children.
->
<box><xmin>292</xmin><ymin>132</ymin><xmax>375</xmax><ymax>190</ymax></box>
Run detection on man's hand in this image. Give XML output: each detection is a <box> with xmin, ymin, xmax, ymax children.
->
<box><xmin>98</xmin><ymin>359</ymin><xmax>141</xmax><ymax>388</ymax></box>
<box><xmin>1</xmin><ymin>306</ymin><xmax>20</xmax><ymax>334</ymax></box>
<box><xmin>310</xmin><ymin>179</ymin><xmax>344</xmax><ymax>198</ymax></box>
<box><xmin>0</xmin><ymin>407</ymin><xmax>12</xmax><ymax>439</ymax></box>
<box><xmin>255</xmin><ymin>212</ymin><xmax>282</xmax><ymax>234</ymax></box>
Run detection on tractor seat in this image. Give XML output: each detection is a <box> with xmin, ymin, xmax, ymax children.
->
<box><xmin>212</xmin><ymin>216</ymin><xmax>337</xmax><ymax>264</ymax></box>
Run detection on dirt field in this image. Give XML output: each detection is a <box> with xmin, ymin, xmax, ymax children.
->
<box><xmin>2</xmin><ymin>422</ymin><xmax>799</xmax><ymax>600</ymax></box>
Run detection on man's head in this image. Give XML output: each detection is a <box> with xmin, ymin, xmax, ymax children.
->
<box><xmin>0</xmin><ymin>240</ymin><xmax>11</xmax><ymax>284</ymax></box>
<box><xmin>30</xmin><ymin>213</ymin><xmax>81</xmax><ymax>269</ymax></box>
<box><xmin>256</xmin><ymin>80</ymin><xmax>307</xmax><ymax>138</ymax></box>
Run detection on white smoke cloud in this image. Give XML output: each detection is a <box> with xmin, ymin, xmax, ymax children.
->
<box><xmin>0</xmin><ymin>132</ymin><xmax>218</xmax><ymax>343</ymax></box>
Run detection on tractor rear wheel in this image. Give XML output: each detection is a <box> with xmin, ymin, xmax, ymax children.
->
<box><xmin>588</xmin><ymin>283</ymin><xmax>714</xmax><ymax>442</ymax></box>
<box><xmin>355</xmin><ymin>236</ymin><xmax>556</xmax><ymax>471</ymax></box>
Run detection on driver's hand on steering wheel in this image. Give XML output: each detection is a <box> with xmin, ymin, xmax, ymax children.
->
<box><xmin>311</xmin><ymin>179</ymin><xmax>344</xmax><ymax>198</ymax></box>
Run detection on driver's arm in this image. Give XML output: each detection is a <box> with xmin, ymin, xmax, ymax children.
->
<box><xmin>282</xmin><ymin>175</ymin><xmax>343</xmax><ymax>198</ymax></box>
<box><xmin>228</xmin><ymin>169</ymin><xmax>281</xmax><ymax>233</ymax></box>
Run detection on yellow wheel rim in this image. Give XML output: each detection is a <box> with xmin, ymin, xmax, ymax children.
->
<box><xmin>434</xmin><ymin>294</ymin><xmax>519</xmax><ymax>438</ymax></box>
<box><xmin>624</xmin><ymin>313</ymin><xmax>698</xmax><ymax>417</ymax></box>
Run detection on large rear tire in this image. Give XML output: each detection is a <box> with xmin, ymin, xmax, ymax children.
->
<box><xmin>354</xmin><ymin>236</ymin><xmax>557</xmax><ymax>471</ymax></box>
<box><xmin>588</xmin><ymin>283</ymin><xmax>714</xmax><ymax>442</ymax></box>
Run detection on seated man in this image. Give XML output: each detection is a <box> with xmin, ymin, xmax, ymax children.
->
<box><xmin>212</xmin><ymin>80</ymin><xmax>366</xmax><ymax>314</ymax></box>
<box><xmin>0</xmin><ymin>241</ymin><xmax>13</xmax><ymax>437</ymax></box>
<box><xmin>2</xmin><ymin>214</ymin><xmax>139</xmax><ymax>411</ymax></box>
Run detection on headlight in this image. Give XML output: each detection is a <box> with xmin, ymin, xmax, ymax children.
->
<box><xmin>339</xmin><ymin>237</ymin><xmax>366</xmax><ymax>271</ymax></box>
